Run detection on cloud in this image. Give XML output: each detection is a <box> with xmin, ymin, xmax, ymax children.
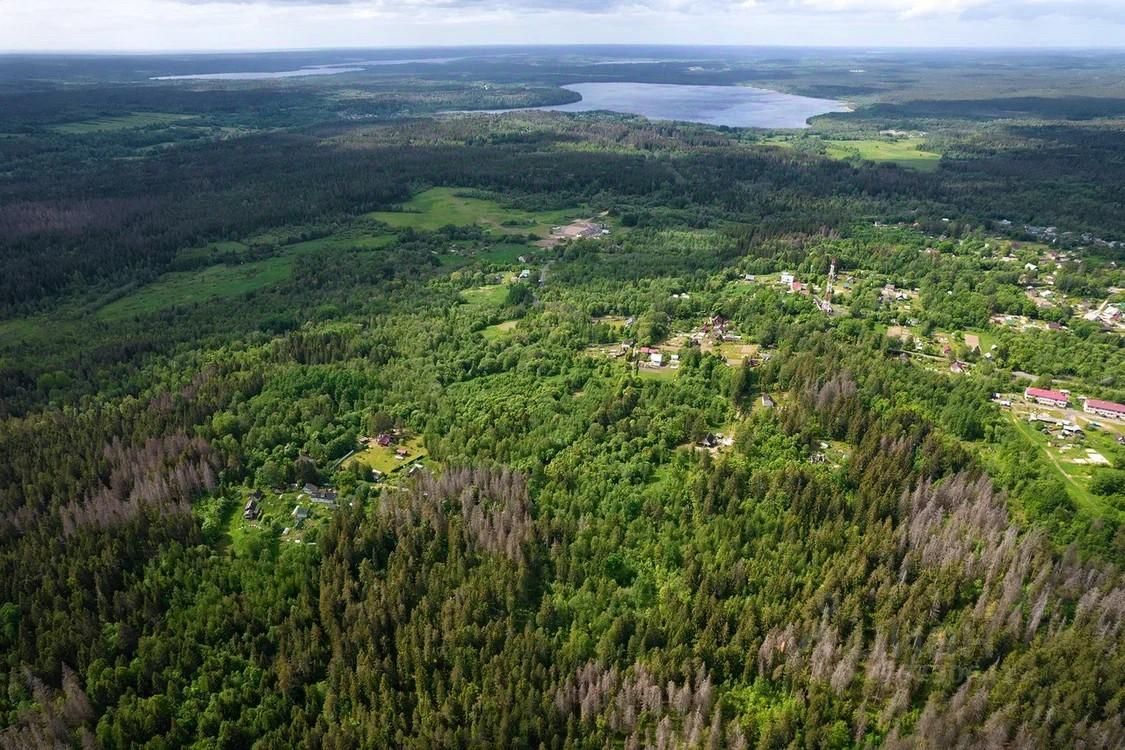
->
<box><xmin>164</xmin><ymin>0</ymin><xmax>1125</xmax><ymax>23</ymax></box>
<box><xmin>0</xmin><ymin>0</ymin><xmax>1120</xmax><ymax>51</ymax></box>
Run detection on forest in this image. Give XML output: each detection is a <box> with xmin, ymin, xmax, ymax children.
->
<box><xmin>1</xmin><ymin>48</ymin><xmax>1124</xmax><ymax>748</ymax></box>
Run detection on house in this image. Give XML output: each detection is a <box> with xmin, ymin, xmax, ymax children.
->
<box><xmin>780</xmin><ymin>272</ymin><xmax>795</xmax><ymax>286</ymax></box>
<box><xmin>1047</xmin><ymin>322</ymin><xmax>1063</xmax><ymax>331</ymax></box>
<box><xmin>963</xmin><ymin>334</ymin><xmax>980</xmax><ymax>352</ymax></box>
<box><xmin>309</xmin><ymin>487</ymin><xmax>338</xmax><ymax>506</ymax></box>
<box><xmin>243</xmin><ymin>499</ymin><xmax>261</xmax><ymax>521</ymax></box>
<box><xmin>950</xmin><ymin>361</ymin><xmax>967</xmax><ymax>374</ymax></box>
<box><xmin>650</xmin><ymin>352</ymin><xmax>664</xmax><ymax>366</ymax></box>
<box><xmin>395</xmin><ymin>447</ymin><xmax>409</xmax><ymax>459</ymax></box>
<box><xmin>376</xmin><ymin>433</ymin><xmax>393</xmax><ymax>447</ymax></box>
<box><xmin>1025</xmin><ymin>387</ymin><xmax>1069</xmax><ymax>408</ymax></box>
<box><xmin>700</xmin><ymin>433</ymin><xmax>718</xmax><ymax>448</ymax></box>
<box><xmin>761</xmin><ymin>394</ymin><xmax>776</xmax><ymax>409</ymax></box>
<box><xmin>518</xmin><ymin>269</ymin><xmax>531</xmax><ymax>279</ymax></box>
<box><xmin>1084</xmin><ymin>398</ymin><xmax>1125</xmax><ymax>420</ymax></box>
<box><xmin>1062</xmin><ymin>423</ymin><xmax>1084</xmax><ymax>436</ymax></box>
<box><xmin>789</xmin><ymin>280</ymin><xmax>804</xmax><ymax>294</ymax></box>
<box><xmin>291</xmin><ymin>505</ymin><xmax>309</xmax><ymax>522</ymax></box>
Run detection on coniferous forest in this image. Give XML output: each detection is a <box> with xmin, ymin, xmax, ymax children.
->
<box><xmin>1</xmin><ymin>48</ymin><xmax>1124</xmax><ymax>748</ymax></box>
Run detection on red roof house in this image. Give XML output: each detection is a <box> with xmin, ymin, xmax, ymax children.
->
<box><xmin>1025</xmin><ymin>387</ymin><xmax>1069</xmax><ymax>407</ymax></box>
<box><xmin>1084</xmin><ymin>398</ymin><xmax>1125</xmax><ymax>419</ymax></box>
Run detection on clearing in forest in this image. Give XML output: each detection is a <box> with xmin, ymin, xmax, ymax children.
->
<box><xmin>368</xmin><ymin>187</ymin><xmax>578</xmax><ymax>236</ymax></box>
<box><xmin>96</xmin><ymin>226</ymin><xmax>393</xmax><ymax>320</ymax></box>
<box><xmin>51</xmin><ymin>112</ymin><xmax>197</xmax><ymax>134</ymax></box>
<box><xmin>823</xmin><ymin>138</ymin><xmax>941</xmax><ymax>171</ymax></box>
<box><xmin>96</xmin><ymin>257</ymin><xmax>295</xmax><ymax>320</ymax></box>
<box><xmin>348</xmin><ymin>435</ymin><xmax>428</xmax><ymax>475</ymax></box>
<box><xmin>460</xmin><ymin>284</ymin><xmax>510</xmax><ymax>307</ymax></box>
<box><xmin>481</xmin><ymin>320</ymin><xmax>519</xmax><ymax>340</ymax></box>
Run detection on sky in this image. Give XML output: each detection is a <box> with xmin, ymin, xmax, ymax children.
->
<box><xmin>0</xmin><ymin>0</ymin><xmax>1123</xmax><ymax>52</ymax></box>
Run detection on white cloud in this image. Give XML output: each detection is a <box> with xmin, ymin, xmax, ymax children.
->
<box><xmin>0</xmin><ymin>0</ymin><xmax>1120</xmax><ymax>51</ymax></box>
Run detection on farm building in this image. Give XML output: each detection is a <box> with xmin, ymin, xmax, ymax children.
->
<box><xmin>1084</xmin><ymin>398</ymin><xmax>1125</xmax><ymax>420</ymax></box>
<box><xmin>1024</xmin><ymin>387</ymin><xmax>1069</xmax><ymax>408</ymax></box>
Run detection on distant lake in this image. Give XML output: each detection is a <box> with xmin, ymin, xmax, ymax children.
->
<box><xmin>150</xmin><ymin>58</ymin><xmax>461</xmax><ymax>81</ymax></box>
<box><xmin>503</xmin><ymin>82</ymin><xmax>850</xmax><ymax>128</ymax></box>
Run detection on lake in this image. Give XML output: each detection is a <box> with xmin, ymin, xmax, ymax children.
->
<box><xmin>505</xmin><ymin>82</ymin><xmax>849</xmax><ymax>128</ymax></box>
<box><xmin>150</xmin><ymin>57</ymin><xmax>461</xmax><ymax>81</ymax></box>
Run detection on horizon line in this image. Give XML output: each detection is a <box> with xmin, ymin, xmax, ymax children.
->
<box><xmin>3</xmin><ymin>43</ymin><xmax>1125</xmax><ymax>56</ymax></box>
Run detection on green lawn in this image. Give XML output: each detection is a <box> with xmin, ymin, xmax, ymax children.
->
<box><xmin>52</xmin><ymin>112</ymin><xmax>197</xmax><ymax>134</ymax></box>
<box><xmin>824</xmin><ymin>138</ymin><xmax>941</xmax><ymax>172</ymax></box>
<box><xmin>368</xmin><ymin>187</ymin><xmax>577</xmax><ymax>236</ymax></box>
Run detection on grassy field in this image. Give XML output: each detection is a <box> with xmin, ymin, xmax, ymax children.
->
<box><xmin>348</xmin><ymin>435</ymin><xmax>428</xmax><ymax>475</ymax></box>
<box><xmin>369</xmin><ymin>187</ymin><xmax>578</xmax><ymax>236</ymax></box>
<box><xmin>283</xmin><ymin>227</ymin><xmax>394</xmax><ymax>254</ymax></box>
<box><xmin>96</xmin><ymin>256</ymin><xmax>295</xmax><ymax>320</ymax></box>
<box><xmin>461</xmin><ymin>284</ymin><xmax>510</xmax><ymax>307</ymax></box>
<box><xmin>479</xmin><ymin>242</ymin><xmax>534</xmax><ymax>264</ymax></box>
<box><xmin>102</xmin><ymin>226</ymin><xmax>393</xmax><ymax>320</ymax></box>
<box><xmin>481</xmin><ymin>319</ymin><xmax>519</xmax><ymax>340</ymax></box>
<box><xmin>52</xmin><ymin>112</ymin><xmax>197</xmax><ymax>134</ymax></box>
<box><xmin>823</xmin><ymin>138</ymin><xmax>941</xmax><ymax>172</ymax></box>
<box><xmin>1005</xmin><ymin>413</ymin><xmax>1119</xmax><ymax>517</ymax></box>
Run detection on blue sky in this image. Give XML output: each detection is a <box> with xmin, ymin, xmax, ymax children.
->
<box><xmin>0</xmin><ymin>0</ymin><xmax>1122</xmax><ymax>51</ymax></box>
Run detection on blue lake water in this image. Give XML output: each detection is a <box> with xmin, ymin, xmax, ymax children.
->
<box><xmin>507</xmin><ymin>82</ymin><xmax>850</xmax><ymax>128</ymax></box>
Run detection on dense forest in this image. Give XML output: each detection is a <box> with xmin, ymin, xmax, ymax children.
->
<box><xmin>1</xmin><ymin>48</ymin><xmax>1124</xmax><ymax>748</ymax></box>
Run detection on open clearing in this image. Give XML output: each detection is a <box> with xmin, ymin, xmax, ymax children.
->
<box><xmin>823</xmin><ymin>138</ymin><xmax>941</xmax><ymax>171</ymax></box>
<box><xmin>96</xmin><ymin>257</ymin><xmax>294</xmax><ymax>320</ymax></box>
<box><xmin>1002</xmin><ymin>410</ymin><xmax>1121</xmax><ymax>517</ymax></box>
<box><xmin>100</xmin><ymin>226</ymin><xmax>394</xmax><ymax>320</ymax></box>
<box><xmin>481</xmin><ymin>320</ymin><xmax>519</xmax><ymax>340</ymax></box>
<box><xmin>348</xmin><ymin>435</ymin><xmax>428</xmax><ymax>475</ymax></box>
<box><xmin>52</xmin><ymin>112</ymin><xmax>197</xmax><ymax>134</ymax></box>
<box><xmin>368</xmin><ymin>187</ymin><xmax>578</xmax><ymax>236</ymax></box>
<box><xmin>461</xmin><ymin>284</ymin><xmax>509</xmax><ymax>307</ymax></box>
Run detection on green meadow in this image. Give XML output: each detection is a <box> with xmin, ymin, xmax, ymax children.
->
<box><xmin>823</xmin><ymin>138</ymin><xmax>941</xmax><ymax>171</ymax></box>
<box><xmin>51</xmin><ymin>112</ymin><xmax>197</xmax><ymax>134</ymax></box>
<box><xmin>480</xmin><ymin>319</ymin><xmax>519</xmax><ymax>340</ymax></box>
<box><xmin>460</xmin><ymin>284</ymin><xmax>510</xmax><ymax>308</ymax></box>
<box><xmin>368</xmin><ymin>187</ymin><xmax>578</xmax><ymax>235</ymax></box>
<box><xmin>98</xmin><ymin>226</ymin><xmax>394</xmax><ymax>320</ymax></box>
<box><xmin>96</xmin><ymin>257</ymin><xmax>295</xmax><ymax>320</ymax></box>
